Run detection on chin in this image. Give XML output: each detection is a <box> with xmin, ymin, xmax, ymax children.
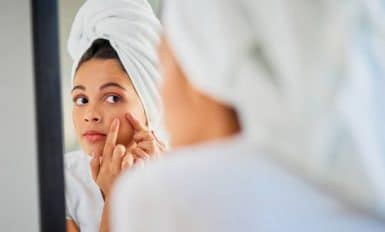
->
<box><xmin>81</xmin><ymin>143</ymin><xmax>104</xmax><ymax>156</ymax></box>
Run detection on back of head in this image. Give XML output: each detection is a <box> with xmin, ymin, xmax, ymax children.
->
<box><xmin>162</xmin><ymin>0</ymin><xmax>385</xmax><ymax>216</ymax></box>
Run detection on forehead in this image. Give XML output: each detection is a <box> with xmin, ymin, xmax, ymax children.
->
<box><xmin>73</xmin><ymin>58</ymin><xmax>132</xmax><ymax>87</ymax></box>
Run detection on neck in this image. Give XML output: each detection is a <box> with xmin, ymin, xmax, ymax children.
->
<box><xmin>171</xmin><ymin>89</ymin><xmax>241</xmax><ymax>148</ymax></box>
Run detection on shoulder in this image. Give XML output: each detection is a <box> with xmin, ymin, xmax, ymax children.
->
<box><xmin>64</xmin><ymin>150</ymin><xmax>93</xmax><ymax>192</ymax></box>
<box><xmin>110</xmin><ymin>138</ymin><xmax>263</xmax><ymax>231</ymax></box>
<box><xmin>114</xmin><ymin>137</ymin><xmax>260</xmax><ymax>198</ymax></box>
<box><xmin>151</xmin><ymin>137</ymin><xmax>259</xmax><ymax>176</ymax></box>
<box><xmin>64</xmin><ymin>150</ymin><xmax>103</xmax><ymax>230</ymax></box>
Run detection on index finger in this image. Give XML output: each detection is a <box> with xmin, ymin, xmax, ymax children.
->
<box><xmin>103</xmin><ymin>118</ymin><xmax>120</xmax><ymax>161</ymax></box>
<box><xmin>126</xmin><ymin>112</ymin><xmax>147</xmax><ymax>131</ymax></box>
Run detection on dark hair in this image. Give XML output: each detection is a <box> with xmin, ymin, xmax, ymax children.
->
<box><xmin>76</xmin><ymin>38</ymin><xmax>126</xmax><ymax>72</ymax></box>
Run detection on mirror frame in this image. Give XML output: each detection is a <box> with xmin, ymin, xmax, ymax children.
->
<box><xmin>31</xmin><ymin>0</ymin><xmax>66</xmax><ymax>231</ymax></box>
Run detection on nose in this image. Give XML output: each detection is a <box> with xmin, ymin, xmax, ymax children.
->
<box><xmin>84</xmin><ymin>105</ymin><xmax>102</xmax><ymax>123</ymax></box>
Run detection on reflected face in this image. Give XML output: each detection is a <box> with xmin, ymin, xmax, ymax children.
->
<box><xmin>72</xmin><ymin>58</ymin><xmax>146</xmax><ymax>155</ymax></box>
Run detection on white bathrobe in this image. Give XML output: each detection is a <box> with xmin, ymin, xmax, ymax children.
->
<box><xmin>112</xmin><ymin>136</ymin><xmax>385</xmax><ymax>231</ymax></box>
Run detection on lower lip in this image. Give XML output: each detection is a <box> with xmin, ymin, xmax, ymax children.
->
<box><xmin>83</xmin><ymin>134</ymin><xmax>106</xmax><ymax>142</ymax></box>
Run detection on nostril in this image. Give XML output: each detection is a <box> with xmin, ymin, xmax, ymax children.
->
<box><xmin>84</xmin><ymin>115</ymin><xmax>101</xmax><ymax>123</ymax></box>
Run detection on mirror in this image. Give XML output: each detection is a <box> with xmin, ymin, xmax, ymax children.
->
<box><xmin>58</xmin><ymin>1</ymin><xmax>164</xmax><ymax>231</ymax></box>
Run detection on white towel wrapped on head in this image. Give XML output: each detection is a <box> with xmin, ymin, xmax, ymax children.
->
<box><xmin>162</xmin><ymin>0</ymin><xmax>385</xmax><ymax>215</ymax></box>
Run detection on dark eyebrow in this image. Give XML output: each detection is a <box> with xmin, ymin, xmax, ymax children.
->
<box><xmin>100</xmin><ymin>82</ymin><xmax>127</xmax><ymax>91</ymax></box>
<box><xmin>71</xmin><ymin>85</ymin><xmax>85</xmax><ymax>93</ymax></box>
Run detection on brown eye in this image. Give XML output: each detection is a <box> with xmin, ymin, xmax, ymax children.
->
<box><xmin>106</xmin><ymin>95</ymin><xmax>121</xmax><ymax>104</ymax></box>
<box><xmin>74</xmin><ymin>96</ymin><xmax>88</xmax><ymax>106</ymax></box>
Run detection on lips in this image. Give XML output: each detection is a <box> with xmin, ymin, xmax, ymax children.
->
<box><xmin>83</xmin><ymin>130</ymin><xmax>106</xmax><ymax>142</ymax></box>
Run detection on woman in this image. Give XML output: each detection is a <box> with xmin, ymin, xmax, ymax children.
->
<box><xmin>65</xmin><ymin>0</ymin><xmax>166</xmax><ymax>231</ymax></box>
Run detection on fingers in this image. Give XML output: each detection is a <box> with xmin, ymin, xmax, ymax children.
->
<box><xmin>127</xmin><ymin>112</ymin><xmax>166</xmax><ymax>154</ymax></box>
<box><xmin>123</xmin><ymin>147</ymin><xmax>161</xmax><ymax>170</ymax></box>
<box><xmin>90</xmin><ymin>151</ymin><xmax>101</xmax><ymax>181</ymax></box>
<box><xmin>133</xmin><ymin>130</ymin><xmax>153</xmax><ymax>143</ymax></box>
<box><xmin>133</xmin><ymin>131</ymin><xmax>165</xmax><ymax>154</ymax></box>
<box><xmin>132</xmin><ymin>147</ymin><xmax>150</xmax><ymax>161</ymax></box>
<box><xmin>103</xmin><ymin>118</ymin><xmax>120</xmax><ymax>161</ymax></box>
<box><xmin>125</xmin><ymin>140</ymin><xmax>137</xmax><ymax>153</ymax></box>
<box><xmin>111</xmin><ymin>144</ymin><xmax>126</xmax><ymax>172</ymax></box>
<box><xmin>126</xmin><ymin>112</ymin><xmax>147</xmax><ymax>132</ymax></box>
<box><xmin>121</xmin><ymin>152</ymin><xmax>135</xmax><ymax>170</ymax></box>
<box><xmin>137</xmin><ymin>140</ymin><xmax>157</xmax><ymax>154</ymax></box>
<box><xmin>121</xmin><ymin>149</ymin><xmax>148</xmax><ymax>170</ymax></box>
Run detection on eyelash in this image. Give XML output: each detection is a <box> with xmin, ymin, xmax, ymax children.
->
<box><xmin>73</xmin><ymin>95</ymin><xmax>88</xmax><ymax>106</ymax></box>
<box><xmin>72</xmin><ymin>94</ymin><xmax>122</xmax><ymax>106</ymax></box>
<box><xmin>105</xmin><ymin>94</ymin><xmax>121</xmax><ymax>104</ymax></box>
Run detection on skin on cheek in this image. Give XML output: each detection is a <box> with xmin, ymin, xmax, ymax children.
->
<box><xmin>117</xmin><ymin>115</ymin><xmax>135</xmax><ymax>146</ymax></box>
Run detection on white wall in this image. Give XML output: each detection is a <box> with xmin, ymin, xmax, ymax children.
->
<box><xmin>0</xmin><ymin>1</ymin><xmax>40</xmax><ymax>231</ymax></box>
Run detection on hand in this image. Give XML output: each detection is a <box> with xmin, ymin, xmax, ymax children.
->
<box><xmin>90</xmin><ymin>118</ymin><xmax>135</xmax><ymax>199</ymax></box>
<box><xmin>123</xmin><ymin>112</ymin><xmax>165</xmax><ymax>167</ymax></box>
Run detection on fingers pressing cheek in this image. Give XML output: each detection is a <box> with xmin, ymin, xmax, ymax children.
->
<box><xmin>132</xmin><ymin>147</ymin><xmax>149</xmax><ymax>160</ymax></box>
<box><xmin>137</xmin><ymin>140</ymin><xmax>157</xmax><ymax>154</ymax></box>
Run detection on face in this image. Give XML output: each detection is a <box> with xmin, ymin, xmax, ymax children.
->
<box><xmin>72</xmin><ymin>58</ymin><xmax>146</xmax><ymax>155</ymax></box>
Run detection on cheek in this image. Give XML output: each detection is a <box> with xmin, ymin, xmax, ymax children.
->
<box><xmin>72</xmin><ymin>108</ymin><xmax>82</xmax><ymax>135</ymax></box>
<box><xmin>117</xmin><ymin>116</ymin><xmax>135</xmax><ymax>145</ymax></box>
<box><xmin>108</xmin><ymin>106</ymin><xmax>136</xmax><ymax>144</ymax></box>
<box><xmin>123</xmin><ymin>99</ymin><xmax>147</xmax><ymax>126</ymax></box>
